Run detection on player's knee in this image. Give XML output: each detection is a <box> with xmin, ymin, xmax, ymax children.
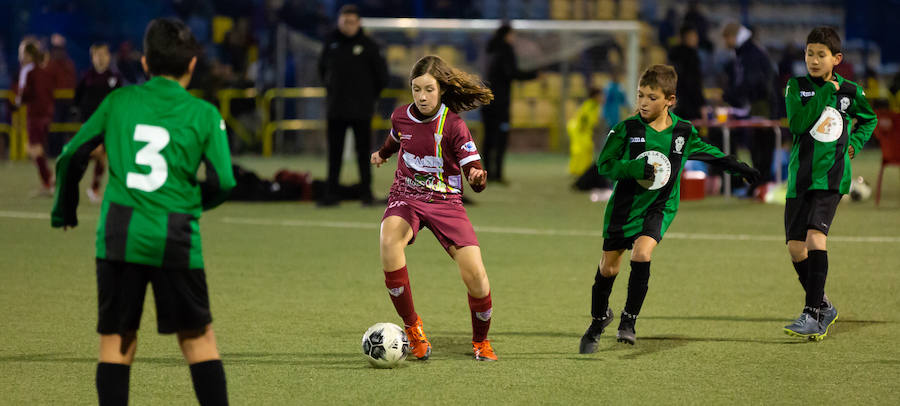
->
<box><xmin>631</xmin><ymin>250</ymin><xmax>652</xmax><ymax>262</ymax></box>
<box><xmin>598</xmin><ymin>264</ymin><xmax>619</xmax><ymax>278</ymax></box>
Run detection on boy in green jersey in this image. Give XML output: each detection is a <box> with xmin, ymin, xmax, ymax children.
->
<box><xmin>579</xmin><ymin>65</ymin><xmax>759</xmax><ymax>353</ymax></box>
<box><xmin>782</xmin><ymin>27</ymin><xmax>876</xmax><ymax>341</ymax></box>
<box><xmin>51</xmin><ymin>19</ymin><xmax>235</xmax><ymax>404</ymax></box>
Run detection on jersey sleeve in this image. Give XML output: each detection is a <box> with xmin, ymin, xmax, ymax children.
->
<box><xmin>450</xmin><ymin>119</ymin><xmax>481</xmax><ymax>168</ymax></box>
<box><xmin>785</xmin><ymin>77</ymin><xmax>835</xmax><ymax>136</ymax></box>
<box><xmin>848</xmin><ymin>85</ymin><xmax>878</xmax><ymax>155</ymax></box>
<box><xmin>200</xmin><ymin>110</ymin><xmax>236</xmax><ymax>210</ymax></box>
<box><xmin>596</xmin><ymin>121</ymin><xmax>646</xmax><ymax>180</ymax></box>
<box><xmin>50</xmin><ymin>95</ymin><xmax>110</xmax><ymax>227</ymax></box>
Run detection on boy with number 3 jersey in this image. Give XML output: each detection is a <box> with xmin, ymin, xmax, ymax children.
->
<box><xmin>51</xmin><ymin>19</ymin><xmax>235</xmax><ymax>405</ymax></box>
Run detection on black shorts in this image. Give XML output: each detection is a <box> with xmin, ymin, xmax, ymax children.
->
<box><xmin>96</xmin><ymin>258</ymin><xmax>212</xmax><ymax>335</ymax></box>
<box><xmin>602</xmin><ymin>233</ymin><xmax>661</xmax><ymax>251</ymax></box>
<box><xmin>784</xmin><ymin>190</ymin><xmax>842</xmax><ymax>243</ymax></box>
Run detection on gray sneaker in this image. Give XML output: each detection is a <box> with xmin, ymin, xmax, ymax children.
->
<box><xmin>818</xmin><ymin>304</ymin><xmax>839</xmax><ymax>338</ymax></box>
<box><xmin>579</xmin><ymin>308</ymin><xmax>614</xmax><ymax>354</ymax></box>
<box><xmin>784</xmin><ymin>310</ymin><xmax>824</xmax><ymax>341</ymax></box>
<box><xmin>616</xmin><ymin>312</ymin><xmax>637</xmax><ymax>345</ymax></box>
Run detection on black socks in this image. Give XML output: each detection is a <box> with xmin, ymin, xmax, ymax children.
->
<box><xmin>189</xmin><ymin>360</ymin><xmax>229</xmax><ymax>406</ymax></box>
<box><xmin>591</xmin><ymin>266</ymin><xmax>617</xmax><ymax>320</ymax></box>
<box><xmin>624</xmin><ymin>261</ymin><xmax>651</xmax><ymax>316</ymax></box>
<box><xmin>805</xmin><ymin>250</ymin><xmax>828</xmax><ymax>311</ymax></box>
<box><xmin>96</xmin><ymin>362</ymin><xmax>130</xmax><ymax>406</ymax></box>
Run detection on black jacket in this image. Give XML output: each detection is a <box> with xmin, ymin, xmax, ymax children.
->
<box><xmin>482</xmin><ymin>40</ymin><xmax>537</xmax><ymax>121</ymax></box>
<box><xmin>73</xmin><ymin>68</ymin><xmax>123</xmax><ymax>122</ymax></box>
<box><xmin>668</xmin><ymin>45</ymin><xmax>704</xmax><ymax>120</ymax></box>
<box><xmin>318</xmin><ymin>28</ymin><xmax>388</xmax><ymax>120</ymax></box>
<box><xmin>723</xmin><ymin>40</ymin><xmax>776</xmax><ymax>116</ymax></box>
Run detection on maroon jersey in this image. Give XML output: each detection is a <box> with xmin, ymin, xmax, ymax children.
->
<box><xmin>17</xmin><ymin>63</ymin><xmax>56</xmax><ymax>119</ymax></box>
<box><xmin>387</xmin><ymin>103</ymin><xmax>481</xmax><ymax>202</ymax></box>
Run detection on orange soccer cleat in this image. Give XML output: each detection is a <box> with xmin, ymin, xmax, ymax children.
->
<box><xmin>404</xmin><ymin>316</ymin><xmax>432</xmax><ymax>360</ymax></box>
<box><xmin>472</xmin><ymin>340</ymin><xmax>498</xmax><ymax>361</ymax></box>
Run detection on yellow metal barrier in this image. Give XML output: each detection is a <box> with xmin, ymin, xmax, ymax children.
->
<box><xmin>260</xmin><ymin>87</ymin><xmax>326</xmax><ymax>156</ymax></box>
<box><xmin>217</xmin><ymin>88</ymin><xmax>258</xmax><ymax>145</ymax></box>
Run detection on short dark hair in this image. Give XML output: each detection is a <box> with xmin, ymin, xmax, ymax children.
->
<box><xmin>679</xmin><ymin>24</ymin><xmax>697</xmax><ymax>38</ymax></box>
<box><xmin>339</xmin><ymin>4</ymin><xmax>360</xmax><ymax>17</ymax></box>
<box><xmin>143</xmin><ymin>18</ymin><xmax>200</xmax><ymax>77</ymax></box>
<box><xmin>639</xmin><ymin>64</ymin><xmax>678</xmax><ymax>97</ymax></box>
<box><xmin>807</xmin><ymin>26</ymin><xmax>841</xmax><ymax>55</ymax></box>
<box><xmin>89</xmin><ymin>42</ymin><xmax>109</xmax><ymax>54</ymax></box>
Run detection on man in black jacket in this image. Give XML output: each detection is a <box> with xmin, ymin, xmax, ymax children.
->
<box><xmin>318</xmin><ymin>5</ymin><xmax>388</xmax><ymax>206</ymax></box>
<box><xmin>482</xmin><ymin>24</ymin><xmax>537</xmax><ymax>183</ymax></box>
<box><xmin>722</xmin><ymin>23</ymin><xmax>777</xmax><ymax>192</ymax></box>
<box><xmin>668</xmin><ymin>25</ymin><xmax>704</xmax><ymax>120</ymax></box>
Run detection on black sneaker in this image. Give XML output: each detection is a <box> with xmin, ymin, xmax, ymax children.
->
<box><xmin>783</xmin><ymin>308</ymin><xmax>824</xmax><ymax>341</ymax></box>
<box><xmin>579</xmin><ymin>308</ymin><xmax>614</xmax><ymax>354</ymax></box>
<box><xmin>616</xmin><ymin>311</ymin><xmax>637</xmax><ymax>345</ymax></box>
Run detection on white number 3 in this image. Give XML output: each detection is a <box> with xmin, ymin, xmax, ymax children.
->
<box><xmin>126</xmin><ymin>124</ymin><xmax>170</xmax><ymax>192</ymax></box>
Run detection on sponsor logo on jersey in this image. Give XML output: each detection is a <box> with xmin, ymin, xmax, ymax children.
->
<box><xmin>461</xmin><ymin>141</ymin><xmax>477</xmax><ymax>152</ymax></box>
<box><xmin>402</xmin><ymin>151</ymin><xmax>444</xmax><ymax>173</ymax></box>
<box><xmin>448</xmin><ymin>175</ymin><xmax>462</xmax><ymax>189</ymax></box>
<box><xmin>674</xmin><ymin>136</ymin><xmax>685</xmax><ymax>154</ymax></box>
<box><xmin>800</xmin><ymin>90</ymin><xmax>816</xmax><ymax>97</ymax></box>
<box><xmin>839</xmin><ymin>96</ymin><xmax>850</xmax><ymax>113</ymax></box>
<box><xmin>810</xmin><ymin>106</ymin><xmax>844</xmax><ymax>143</ymax></box>
<box><xmin>630</xmin><ymin>137</ymin><xmax>646</xmax><ymax>143</ymax></box>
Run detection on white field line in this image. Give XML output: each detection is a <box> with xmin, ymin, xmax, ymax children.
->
<box><xmin>4</xmin><ymin>210</ymin><xmax>898</xmax><ymax>244</ymax></box>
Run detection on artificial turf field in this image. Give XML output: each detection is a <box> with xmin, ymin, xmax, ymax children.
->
<box><xmin>1</xmin><ymin>151</ymin><xmax>899</xmax><ymax>405</ymax></box>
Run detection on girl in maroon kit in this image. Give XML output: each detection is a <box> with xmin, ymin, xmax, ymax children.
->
<box><xmin>16</xmin><ymin>39</ymin><xmax>56</xmax><ymax>195</ymax></box>
<box><xmin>370</xmin><ymin>55</ymin><xmax>498</xmax><ymax>361</ymax></box>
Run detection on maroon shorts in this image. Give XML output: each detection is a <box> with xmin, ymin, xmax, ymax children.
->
<box><xmin>382</xmin><ymin>196</ymin><xmax>479</xmax><ymax>252</ymax></box>
<box><xmin>26</xmin><ymin>116</ymin><xmax>51</xmax><ymax>146</ymax></box>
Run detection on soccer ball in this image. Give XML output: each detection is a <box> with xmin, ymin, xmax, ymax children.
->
<box><xmin>361</xmin><ymin>322</ymin><xmax>409</xmax><ymax>368</ymax></box>
<box><xmin>849</xmin><ymin>176</ymin><xmax>872</xmax><ymax>202</ymax></box>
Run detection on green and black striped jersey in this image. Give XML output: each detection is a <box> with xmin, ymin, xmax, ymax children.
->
<box><xmin>784</xmin><ymin>73</ymin><xmax>877</xmax><ymax>198</ymax></box>
<box><xmin>598</xmin><ymin>112</ymin><xmax>750</xmax><ymax>241</ymax></box>
<box><xmin>51</xmin><ymin>77</ymin><xmax>236</xmax><ymax>269</ymax></box>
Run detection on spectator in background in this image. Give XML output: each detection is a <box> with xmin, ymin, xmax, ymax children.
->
<box><xmin>567</xmin><ymin>86</ymin><xmax>603</xmax><ymax>176</ymax></box>
<box><xmin>602</xmin><ymin>69</ymin><xmax>627</xmax><ymax>131</ymax></box>
<box><xmin>115</xmin><ymin>41</ymin><xmax>146</xmax><ymax>85</ymax></box>
<box><xmin>482</xmin><ymin>24</ymin><xmax>538</xmax><ymax>184</ymax></box>
<box><xmin>722</xmin><ymin>22</ymin><xmax>777</xmax><ymax>194</ymax></box>
<box><xmin>657</xmin><ymin>8</ymin><xmax>679</xmax><ymax>49</ymax></box>
<box><xmin>683</xmin><ymin>1</ymin><xmax>713</xmax><ymax>52</ymax></box>
<box><xmin>15</xmin><ymin>38</ymin><xmax>55</xmax><ymax>195</ymax></box>
<box><xmin>72</xmin><ymin>43</ymin><xmax>123</xmax><ymax>203</ymax></box>
<box><xmin>317</xmin><ymin>4</ymin><xmax>388</xmax><ymax>206</ymax></box>
<box><xmin>668</xmin><ymin>25</ymin><xmax>704</xmax><ymax>120</ymax></box>
<box><xmin>47</xmin><ymin>34</ymin><xmax>76</xmax><ymax>90</ymax></box>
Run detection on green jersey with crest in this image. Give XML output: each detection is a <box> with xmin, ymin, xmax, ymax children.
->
<box><xmin>598</xmin><ymin>112</ymin><xmax>745</xmax><ymax>241</ymax></box>
<box><xmin>784</xmin><ymin>73</ymin><xmax>877</xmax><ymax>198</ymax></box>
<box><xmin>51</xmin><ymin>77</ymin><xmax>236</xmax><ymax>269</ymax></box>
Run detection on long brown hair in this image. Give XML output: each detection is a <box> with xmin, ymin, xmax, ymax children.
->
<box><xmin>409</xmin><ymin>55</ymin><xmax>494</xmax><ymax>113</ymax></box>
<box><xmin>21</xmin><ymin>39</ymin><xmax>46</xmax><ymax>65</ymax></box>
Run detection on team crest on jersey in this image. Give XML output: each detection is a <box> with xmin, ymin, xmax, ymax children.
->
<box><xmin>461</xmin><ymin>141</ymin><xmax>477</xmax><ymax>152</ymax></box>
<box><xmin>674</xmin><ymin>136</ymin><xmax>685</xmax><ymax>154</ymax></box>
<box><xmin>839</xmin><ymin>96</ymin><xmax>851</xmax><ymax>113</ymax></box>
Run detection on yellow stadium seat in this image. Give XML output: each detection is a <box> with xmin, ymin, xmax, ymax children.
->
<box><xmin>212</xmin><ymin>16</ymin><xmax>234</xmax><ymax>44</ymax></box>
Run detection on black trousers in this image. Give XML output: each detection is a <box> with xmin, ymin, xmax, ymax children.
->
<box><xmin>746</xmin><ymin>127</ymin><xmax>775</xmax><ymax>187</ymax></box>
<box><xmin>326</xmin><ymin>118</ymin><xmax>372</xmax><ymax>199</ymax></box>
<box><xmin>482</xmin><ymin>115</ymin><xmax>509</xmax><ymax>181</ymax></box>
